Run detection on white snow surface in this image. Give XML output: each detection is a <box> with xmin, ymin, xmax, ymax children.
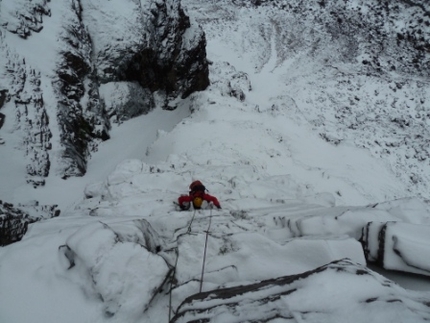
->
<box><xmin>1</xmin><ymin>0</ymin><xmax>430</xmax><ymax>323</ymax></box>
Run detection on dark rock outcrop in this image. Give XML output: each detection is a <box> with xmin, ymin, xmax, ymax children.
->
<box><xmin>93</xmin><ymin>0</ymin><xmax>209</xmax><ymax>100</ymax></box>
<box><xmin>0</xmin><ymin>90</ymin><xmax>7</xmax><ymax>110</ymax></box>
<box><xmin>53</xmin><ymin>0</ymin><xmax>110</xmax><ymax>178</ymax></box>
<box><xmin>0</xmin><ymin>112</ymin><xmax>5</xmax><ymax>129</ymax></box>
<box><xmin>0</xmin><ymin>200</ymin><xmax>60</xmax><ymax>246</ymax></box>
<box><xmin>171</xmin><ymin>258</ymin><xmax>430</xmax><ymax>323</ymax></box>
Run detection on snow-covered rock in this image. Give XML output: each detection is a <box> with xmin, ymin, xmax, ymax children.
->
<box><xmin>171</xmin><ymin>258</ymin><xmax>430</xmax><ymax>323</ymax></box>
<box><xmin>59</xmin><ymin>220</ymin><xmax>168</xmax><ymax>318</ymax></box>
<box><xmin>100</xmin><ymin>82</ymin><xmax>154</xmax><ymax>124</ymax></box>
<box><xmin>362</xmin><ymin>221</ymin><xmax>430</xmax><ymax>276</ymax></box>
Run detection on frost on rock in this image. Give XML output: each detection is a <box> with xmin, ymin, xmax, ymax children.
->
<box><xmin>172</xmin><ymin>259</ymin><xmax>430</xmax><ymax>323</ymax></box>
<box><xmin>18</xmin><ymin>69</ymin><xmax>52</xmax><ymax>187</ymax></box>
<box><xmin>59</xmin><ymin>220</ymin><xmax>169</xmax><ymax>318</ymax></box>
<box><xmin>0</xmin><ymin>0</ymin><xmax>51</xmax><ymax>38</ymax></box>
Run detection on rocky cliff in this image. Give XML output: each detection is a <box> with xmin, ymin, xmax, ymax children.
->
<box><xmin>0</xmin><ymin>0</ymin><xmax>209</xmax><ymax>244</ymax></box>
<box><xmin>0</xmin><ymin>0</ymin><xmax>209</xmax><ymax>182</ymax></box>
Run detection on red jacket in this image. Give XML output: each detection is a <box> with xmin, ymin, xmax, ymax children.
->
<box><xmin>178</xmin><ymin>192</ymin><xmax>221</xmax><ymax>210</ymax></box>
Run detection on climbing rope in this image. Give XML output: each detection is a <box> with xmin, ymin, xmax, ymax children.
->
<box><xmin>186</xmin><ymin>209</ymin><xmax>197</xmax><ymax>234</ymax></box>
<box><xmin>168</xmin><ymin>206</ymin><xmax>216</xmax><ymax>321</ymax></box>
<box><xmin>199</xmin><ymin>207</ymin><xmax>213</xmax><ymax>293</ymax></box>
<box><xmin>168</xmin><ymin>247</ymin><xmax>180</xmax><ymax>323</ymax></box>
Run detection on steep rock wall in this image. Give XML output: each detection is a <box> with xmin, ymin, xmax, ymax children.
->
<box><xmin>0</xmin><ymin>0</ymin><xmax>209</xmax><ymax>181</ymax></box>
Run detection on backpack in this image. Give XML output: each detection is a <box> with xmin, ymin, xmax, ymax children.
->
<box><xmin>189</xmin><ymin>181</ymin><xmax>206</xmax><ymax>209</ymax></box>
<box><xmin>189</xmin><ymin>180</ymin><xmax>206</xmax><ymax>193</ymax></box>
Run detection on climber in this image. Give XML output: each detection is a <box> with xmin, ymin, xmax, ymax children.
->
<box><xmin>178</xmin><ymin>180</ymin><xmax>222</xmax><ymax>211</ymax></box>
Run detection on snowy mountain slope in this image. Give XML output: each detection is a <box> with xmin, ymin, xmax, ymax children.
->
<box><xmin>182</xmin><ymin>0</ymin><xmax>430</xmax><ymax>200</ymax></box>
<box><xmin>1</xmin><ymin>157</ymin><xmax>430</xmax><ymax>323</ymax></box>
<box><xmin>1</xmin><ymin>0</ymin><xmax>430</xmax><ymax>322</ymax></box>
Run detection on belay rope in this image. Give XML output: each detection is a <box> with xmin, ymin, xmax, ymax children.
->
<box><xmin>187</xmin><ymin>209</ymin><xmax>197</xmax><ymax>234</ymax></box>
<box><xmin>199</xmin><ymin>207</ymin><xmax>213</xmax><ymax>293</ymax></box>
<box><xmin>168</xmin><ymin>206</ymin><xmax>214</xmax><ymax>321</ymax></box>
<box><xmin>168</xmin><ymin>210</ymin><xmax>196</xmax><ymax>321</ymax></box>
<box><xmin>168</xmin><ymin>247</ymin><xmax>180</xmax><ymax>323</ymax></box>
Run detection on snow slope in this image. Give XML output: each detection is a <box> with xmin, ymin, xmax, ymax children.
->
<box><xmin>1</xmin><ymin>0</ymin><xmax>430</xmax><ymax>322</ymax></box>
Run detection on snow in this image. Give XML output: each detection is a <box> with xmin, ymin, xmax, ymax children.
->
<box><xmin>80</xmin><ymin>0</ymin><xmax>147</xmax><ymax>59</ymax></box>
<box><xmin>382</xmin><ymin>223</ymin><xmax>430</xmax><ymax>274</ymax></box>
<box><xmin>1</xmin><ymin>0</ymin><xmax>430</xmax><ymax>322</ymax></box>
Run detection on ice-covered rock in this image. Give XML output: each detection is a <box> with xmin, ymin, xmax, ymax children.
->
<box><xmin>362</xmin><ymin>221</ymin><xmax>430</xmax><ymax>277</ymax></box>
<box><xmin>286</xmin><ymin>206</ymin><xmax>398</xmax><ymax>240</ymax></box>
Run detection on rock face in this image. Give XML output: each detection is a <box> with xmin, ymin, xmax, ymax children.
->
<box><xmin>53</xmin><ymin>0</ymin><xmax>110</xmax><ymax>178</ymax></box>
<box><xmin>0</xmin><ymin>0</ymin><xmax>209</xmax><ymax>181</ymax></box>
<box><xmin>89</xmin><ymin>0</ymin><xmax>210</xmax><ymax>99</ymax></box>
<box><xmin>1</xmin><ymin>29</ymin><xmax>53</xmax><ymax>186</ymax></box>
<box><xmin>171</xmin><ymin>258</ymin><xmax>430</xmax><ymax>323</ymax></box>
<box><xmin>0</xmin><ymin>200</ymin><xmax>60</xmax><ymax>246</ymax></box>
